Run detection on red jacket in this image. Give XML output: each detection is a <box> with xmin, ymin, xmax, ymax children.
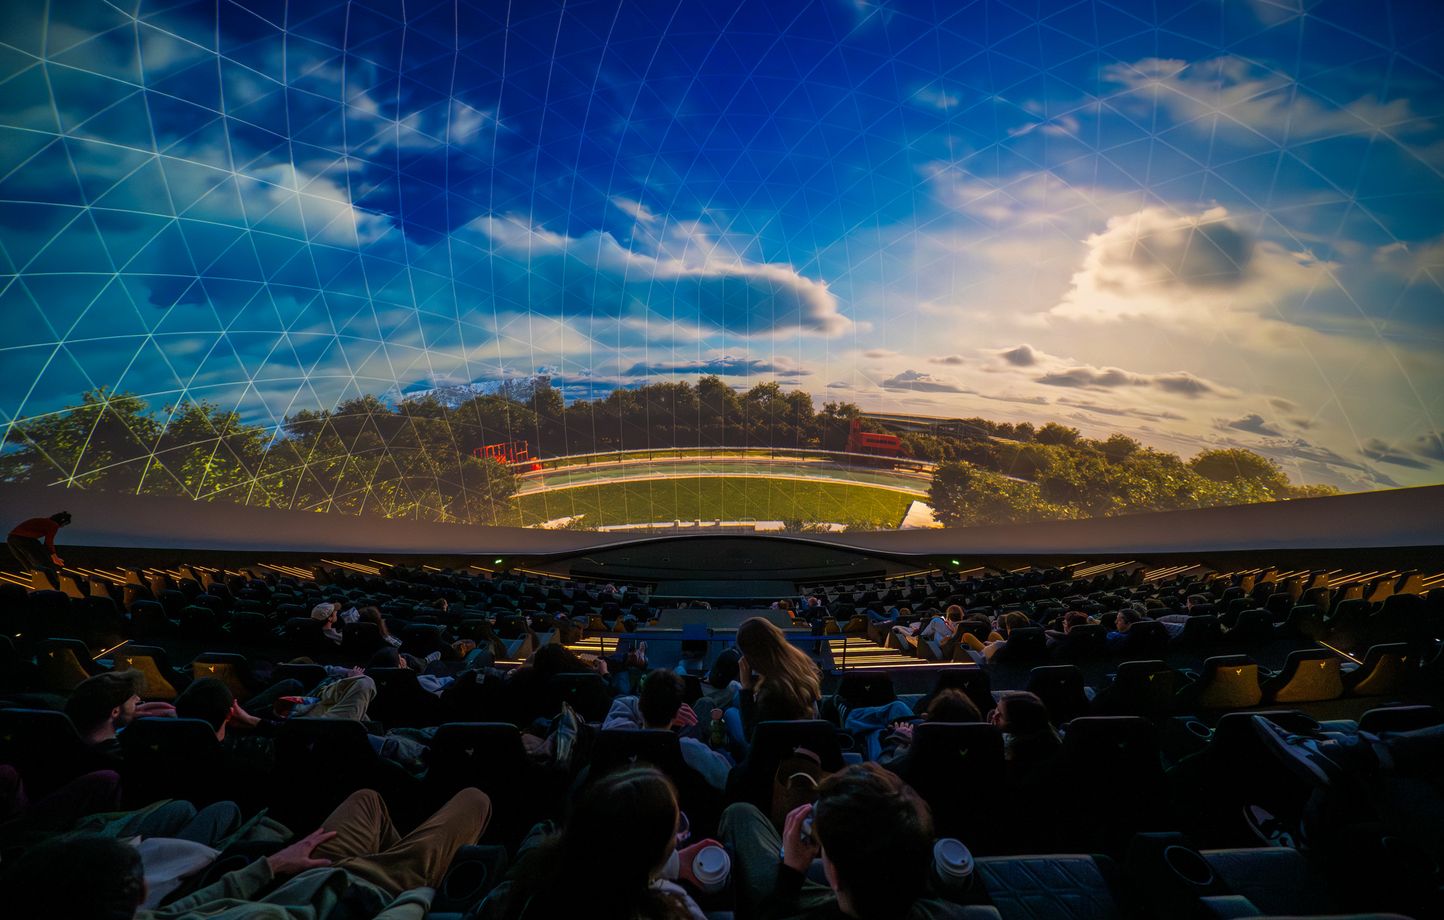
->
<box><xmin>9</xmin><ymin>517</ymin><xmax>60</xmax><ymax>552</ymax></box>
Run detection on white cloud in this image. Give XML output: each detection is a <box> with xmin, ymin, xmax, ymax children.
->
<box><xmin>911</xmin><ymin>85</ymin><xmax>959</xmax><ymax>110</ymax></box>
<box><xmin>928</xmin><ymin>354</ymin><xmax>966</xmax><ymax>365</ymax></box>
<box><xmin>612</xmin><ymin>196</ymin><xmax>660</xmax><ymax>224</ymax></box>
<box><xmin>1044</xmin><ymin>206</ymin><xmax>1333</xmax><ymax>327</ymax></box>
<box><xmin>1103</xmin><ymin>56</ymin><xmax>1431</xmax><ymax>143</ymax></box>
<box><xmin>1035</xmin><ymin>362</ymin><xmax>1229</xmax><ymax>398</ymax></box>
<box><xmin>473</xmin><ymin>214</ymin><xmax>852</xmax><ymax>336</ymax></box>
<box><xmin>346</xmin><ymin>88</ymin><xmax>499</xmax><ymax>155</ymax></box>
<box><xmin>881</xmin><ymin>369</ymin><xmax>967</xmax><ymax>393</ymax></box>
<box><xmin>995</xmin><ymin>344</ymin><xmax>1041</xmax><ymax>366</ymax></box>
<box><xmin>1219</xmin><ymin>413</ymin><xmax>1285</xmax><ymax>437</ymax></box>
<box><xmin>246</xmin><ymin>162</ymin><xmax>391</xmax><ymax>245</ymax></box>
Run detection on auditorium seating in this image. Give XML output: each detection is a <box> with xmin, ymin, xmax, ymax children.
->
<box><xmin>1</xmin><ymin>555</ymin><xmax>1440</xmax><ymax>917</ymax></box>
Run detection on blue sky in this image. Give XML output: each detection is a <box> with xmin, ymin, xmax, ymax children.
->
<box><xmin>1</xmin><ymin>0</ymin><xmax>1442</xmax><ymax>491</ymax></box>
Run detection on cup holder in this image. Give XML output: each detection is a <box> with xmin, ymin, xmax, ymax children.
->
<box><xmin>1163</xmin><ymin>845</ymin><xmax>1215</xmax><ymax>887</ymax></box>
<box><xmin>1186</xmin><ymin>720</ymin><xmax>1212</xmax><ymax>739</ymax></box>
<box><xmin>442</xmin><ymin>860</ymin><xmax>490</xmax><ymax>901</ymax></box>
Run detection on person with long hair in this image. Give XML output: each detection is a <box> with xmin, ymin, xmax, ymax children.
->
<box><xmin>733</xmin><ymin>617</ymin><xmax>822</xmax><ymax>741</ymax></box>
<box><xmin>484</xmin><ymin>768</ymin><xmax>709</xmax><ymax>919</ymax></box>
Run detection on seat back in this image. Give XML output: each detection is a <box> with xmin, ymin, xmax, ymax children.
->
<box><xmin>1176</xmin><ymin>615</ymin><xmax>1222</xmax><ymax>647</ymax></box>
<box><xmin>1025</xmin><ymin>665</ymin><xmax>1091</xmax><ymax>725</ymax></box>
<box><xmin>36</xmin><ymin>637</ymin><xmax>102</xmax><ymax>692</ymax></box>
<box><xmin>424</xmin><ymin>721</ymin><xmax>537</xmax><ymax>840</ymax></box>
<box><xmin>368</xmin><ymin>667</ymin><xmax>444</xmax><ymax>728</ymax></box>
<box><xmin>897</xmin><ymin>722</ymin><xmax>1004</xmax><ymax>840</ymax></box>
<box><xmin>1095</xmin><ymin>660</ymin><xmax>1179</xmax><ymax>717</ymax></box>
<box><xmin>0</xmin><ymin>708</ymin><xmax>103</xmax><ymax>797</ymax></box>
<box><xmin>1228</xmin><ymin>609</ymin><xmax>1274</xmax><ymax>644</ymax></box>
<box><xmin>1264</xmin><ymin>649</ymin><xmax>1343</xmax><ymax>703</ymax></box>
<box><xmin>401</xmin><ymin>623</ymin><xmax>447</xmax><ymax>658</ymax></box>
<box><xmin>1052</xmin><ymin>623</ymin><xmax>1107</xmax><ymax>660</ymax></box>
<box><xmin>192</xmin><ymin>653</ymin><xmax>252</xmax><ymax>702</ymax></box>
<box><xmin>119</xmin><ymin>717</ymin><xmax>225</xmax><ymax>806</ymax></box>
<box><xmin>272</xmin><ymin>663</ymin><xmax>328</xmax><ymax>692</ymax></box>
<box><xmin>283</xmin><ymin>617</ymin><xmax>323</xmax><ymax>653</ymax></box>
<box><xmin>928</xmin><ymin>668</ymin><xmax>995</xmax><ymax>716</ymax></box>
<box><xmin>1346</xmin><ymin>643</ymin><xmax>1411</xmax><ymax>697</ymax></box>
<box><xmin>1187</xmin><ymin>656</ymin><xmax>1262</xmax><ymax>710</ymax></box>
<box><xmin>1063</xmin><ymin>716</ymin><xmax>1161</xmax><ymax>780</ymax></box>
<box><xmin>728</xmin><ymin>720</ymin><xmax>845</xmax><ymax>811</ymax></box>
<box><xmin>113</xmin><ymin>646</ymin><xmax>182</xmax><ymax>700</ymax></box>
<box><xmin>991</xmin><ymin>627</ymin><xmax>1046</xmax><ymax>663</ymax></box>
<box><xmin>1061</xmin><ymin>717</ymin><xmax>1166</xmax><ymax>848</ymax></box>
<box><xmin>976</xmin><ymin>855</ymin><xmax>1119</xmax><ymax>919</ymax></box>
<box><xmin>273</xmin><ymin>717</ymin><xmax>384</xmax><ymax>822</ymax></box>
<box><xmin>1119</xmin><ymin>620</ymin><xmax>1170</xmax><ymax>657</ymax></box>
<box><xmin>837</xmin><ymin>673</ymin><xmax>896</xmax><ymax>709</ymax></box>
<box><xmin>545</xmin><ymin>672</ymin><xmax>613</xmax><ymax>723</ymax></box>
<box><xmin>1277</xmin><ymin>604</ymin><xmax>1324</xmax><ymax>639</ymax></box>
<box><xmin>589</xmin><ymin>729</ymin><xmax>689</xmax><ymax>781</ymax></box>
<box><xmin>1357</xmin><ymin>704</ymin><xmax>1439</xmax><ymax>734</ymax></box>
<box><xmin>127</xmin><ymin>599</ymin><xmax>169</xmax><ymax>638</ymax></box>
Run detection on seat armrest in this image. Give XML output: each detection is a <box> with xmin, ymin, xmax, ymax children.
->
<box><xmin>1198</xmin><ymin>895</ymin><xmax>1261</xmax><ymax>918</ymax></box>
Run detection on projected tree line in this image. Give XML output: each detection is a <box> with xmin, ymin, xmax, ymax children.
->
<box><xmin>0</xmin><ymin>377</ymin><xmax>1339</xmax><ymax>529</ymax></box>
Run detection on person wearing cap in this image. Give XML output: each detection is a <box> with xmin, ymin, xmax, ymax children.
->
<box><xmin>7</xmin><ymin>510</ymin><xmax>71</xmax><ymax>589</ymax></box>
<box><xmin>65</xmin><ymin>670</ymin><xmax>176</xmax><ymax>762</ymax></box>
<box><xmin>721</xmin><ymin>762</ymin><xmax>974</xmax><ymax>919</ymax></box>
<box><xmin>311</xmin><ymin>602</ymin><xmax>344</xmax><ymax>645</ymax></box>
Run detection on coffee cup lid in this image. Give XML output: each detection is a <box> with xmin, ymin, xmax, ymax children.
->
<box><xmin>934</xmin><ymin>838</ymin><xmax>973</xmax><ymax>874</ymax></box>
<box><xmin>694</xmin><ymin>844</ymin><xmax>730</xmax><ymax>880</ymax></box>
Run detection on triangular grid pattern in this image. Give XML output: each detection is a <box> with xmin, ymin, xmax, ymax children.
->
<box><xmin>0</xmin><ymin>1</ymin><xmax>1439</xmax><ymax>528</ymax></box>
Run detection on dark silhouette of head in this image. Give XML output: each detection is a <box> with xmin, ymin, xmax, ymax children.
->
<box><xmin>175</xmin><ymin>677</ymin><xmax>234</xmax><ymax>734</ymax></box>
<box><xmin>638</xmin><ymin>669</ymin><xmax>685</xmax><ymax>728</ymax></box>
<box><xmin>4</xmin><ymin>834</ymin><xmax>144</xmax><ymax>919</ymax></box>
<box><xmin>812</xmin><ymin>763</ymin><xmax>934</xmax><ymax>919</ymax></box>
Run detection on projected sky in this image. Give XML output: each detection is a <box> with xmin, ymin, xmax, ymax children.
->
<box><xmin>1</xmin><ymin>0</ymin><xmax>1442</xmax><ymax>528</ymax></box>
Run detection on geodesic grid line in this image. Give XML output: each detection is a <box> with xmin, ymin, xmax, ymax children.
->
<box><xmin>1</xmin><ymin>0</ymin><xmax>1441</xmax><ymax>523</ymax></box>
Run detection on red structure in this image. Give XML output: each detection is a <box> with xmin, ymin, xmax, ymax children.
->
<box><xmin>474</xmin><ymin>440</ymin><xmax>531</xmax><ymax>465</ymax></box>
<box><xmin>845</xmin><ymin>419</ymin><xmax>901</xmax><ymax>456</ymax></box>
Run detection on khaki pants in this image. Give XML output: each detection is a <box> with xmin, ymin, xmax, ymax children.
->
<box><xmin>315</xmin><ymin>788</ymin><xmax>491</xmax><ymax>894</ymax></box>
<box><xmin>312</xmin><ymin>675</ymin><xmax>376</xmax><ymax>721</ymax></box>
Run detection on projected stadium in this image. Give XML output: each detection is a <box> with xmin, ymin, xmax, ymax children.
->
<box><xmin>1</xmin><ymin>0</ymin><xmax>1441</xmax><ymax>535</ymax></box>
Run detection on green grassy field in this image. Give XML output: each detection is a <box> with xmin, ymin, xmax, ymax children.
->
<box><xmin>514</xmin><ymin>476</ymin><xmax>914</xmax><ymax>528</ymax></box>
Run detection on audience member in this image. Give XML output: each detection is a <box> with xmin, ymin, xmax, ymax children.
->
<box><xmin>722</xmin><ymin>762</ymin><xmax>971</xmax><ymax>919</ymax></box>
<box><xmin>486</xmin><ymin>767</ymin><xmax>710</xmax><ymax>919</ymax></box>
<box><xmin>357</xmin><ymin>606</ymin><xmax>402</xmax><ymax>647</ymax></box>
<box><xmin>603</xmin><ymin>669</ymin><xmax>733</xmax><ymax>790</ymax></box>
<box><xmin>65</xmin><ymin>670</ymin><xmax>175</xmax><ymax>761</ymax></box>
<box><xmin>6</xmin><ymin>510</ymin><xmax>70</xmax><ymax>589</ymax></box>
<box><xmin>732</xmin><ymin>617</ymin><xmax>822</xmax><ymax>742</ymax></box>
<box><xmin>990</xmin><ymin>691</ymin><xmax>1062</xmax><ymax>784</ymax></box>
<box><xmin>3</xmin><ymin>785</ymin><xmax>490</xmax><ymax>919</ymax></box>
<box><xmin>310</xmin><ymin>603</ymin><xmax>344</xmax><ymax>645</ymax></box>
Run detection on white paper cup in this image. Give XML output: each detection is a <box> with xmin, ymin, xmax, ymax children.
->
<box><xmin>692</xmin><ymin>844</ymin><xmax>731</xmax><ymax>893</ymax></box>
<box><xmin>933</xmin><ymin>837</ymin><xmax>974</xmax><ymax>885</ymax></box>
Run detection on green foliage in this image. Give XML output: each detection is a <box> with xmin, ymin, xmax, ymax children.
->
<box><xmin>3</xmin><ymin>382</ymin><xmax>1340</xmax><ymax>531</ymax></box>
<box><xmin>928</xmin><ymin>462</ymin><xmax>1068</xmax><ymax>527</ymax></box>
<box><xmin>1189</xmin><ymin>448</ymin><xmax>1290</xmax><ymax>492</ymax></box>
<box><xmin>2</xmin><ymin>388</ymin><xmax>519</xmax><ymax>526</ymax></box>
<box><xmin>1034</xmin><ymin>422</ymin><xmax>1082</xmax><ymax>446</ymax></box>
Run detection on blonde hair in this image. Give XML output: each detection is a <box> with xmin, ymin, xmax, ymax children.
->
<box><xmin>736</xmin><ymin>616</ymin><xmax>821</xmax><ymax>716</ymax></box>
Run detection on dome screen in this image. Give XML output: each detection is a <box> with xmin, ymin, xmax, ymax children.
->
<box><xmin>1</xmin><ymin>0</ymin><xmax>1441</xmax><ymax>535</ymax></box>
